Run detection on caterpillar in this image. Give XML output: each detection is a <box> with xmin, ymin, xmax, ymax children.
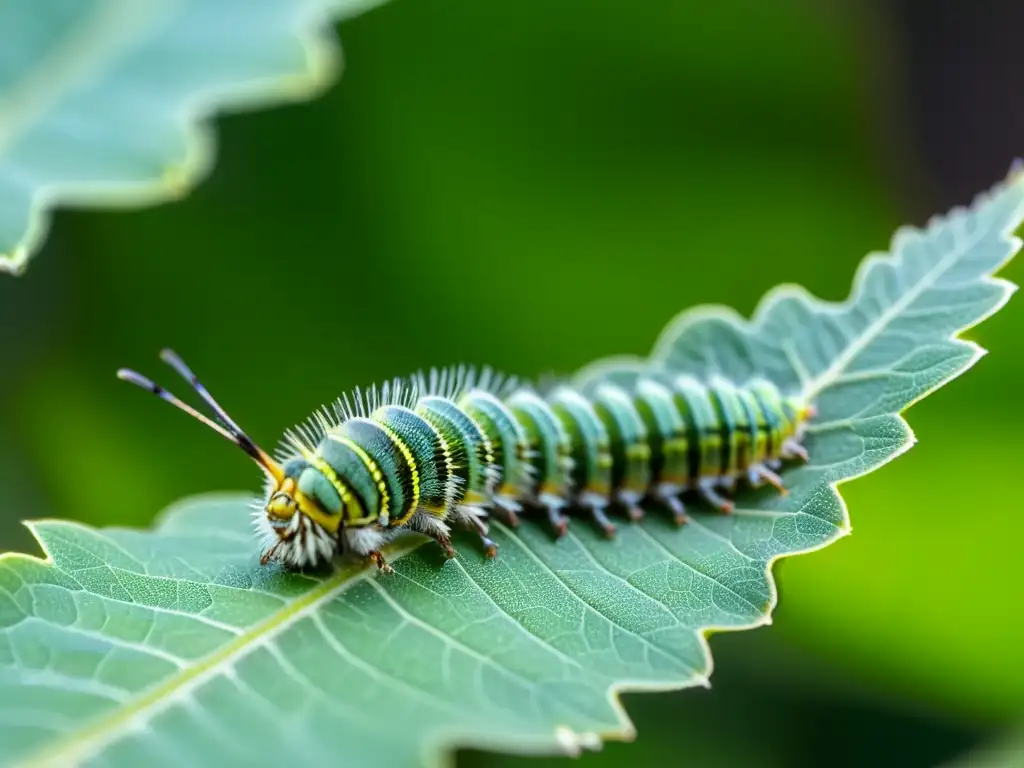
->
<box><xmin>117</xmin><ymin>349</ymin><xmax>815</xmax><ymax>572</ymax></box>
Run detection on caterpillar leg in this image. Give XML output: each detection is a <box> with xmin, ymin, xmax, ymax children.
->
<box><xmin>405</xmin><ymin>510</ymin><xmax>459</xmax><ymax>560</ymax></box>
<box><xmin>781</xmin><ymin>439</ymin><xmax>809</xmax><ymax>463</ymax></box>
<box><xmin>260</xmin><ymin>540</ymin><xmax>282</xmax><ymax>566</ymax></box>
<box><xmin>585</xmin><ymin>503</ymin><xmax>617</xmax><ymax>539</ymax></box>
<box><xmin>750</xmin><ymin>464</ymin><xmax>788</xmax><ymax>495</ymax></box>
<box><xmin>543</xmin><ymin>504</ymin><xmax>569</xmax><ymax>538</ymax></box>
<box><xmin>455</xmin><ymin>505</ymin><xmax>499</xmax><ymax>558</ymax></box>
<box><xmin>653</xmin><ymin>490</ymin><xmax>689</xmax><ymax>526</ymax></box>
<box><xmin>490</xmin><ymin>497</ymin><xmax>522</xmax><ymax>528</ymax></box>
<box><xmin>698</xmin><ymin>479</ymin><xmax>735</xmax><ymax>514</ymax></box>
<box><xmin>576</xmin><ymin>491</ymin><xmax>616</xmax><ymax>537</ymax></box>
<box><xmin>343</xmin><ymin>525</ymin><xmax>399</xmax><ymax>573</ymax></box>
<box><xmin>614</xmin><ymin>490</ymin><xmax>645</xmax><ymax>523</ymax></box>
<box><xmin>467</xmin><ymin>516</ymin><xmax>498</xmax><ymax>558</ymax></box>
<box><xmin>435</xmin><ymin>536</ymin><xmax>459</xmax><ymax>559</ymax></box>
<box><xmin>368</xmin><ymin>551</ymin><xmax>396</xmax><ymax>574</ymax></box>
<box><xmin>622</xmin><ymin>504</ymin><xmax>645</xmax><ymax>522</ymax></box>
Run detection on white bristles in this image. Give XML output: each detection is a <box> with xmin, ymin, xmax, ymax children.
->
<box><xmin>254</xmin><ymin>507</ymin><xmax>336</xmax><ymax>569</ymax></box>
<box><xmin>273</xmin><ymin>365</ymin><xmax>515</xmax><ymax>458</ymax></box>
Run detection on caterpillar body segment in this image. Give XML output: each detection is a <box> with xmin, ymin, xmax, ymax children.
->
<box><xmin>548</xmin><ymin>385</ymin><xmax>616</xmax><ymax>536</ymax></box>
<box><xmin>633</xmin><ymin>378</ymin><xmax>690</xmax><ymax>524</ymax></box>
<box><xmin>455</xmin><ymin>389</ymin><xmax>530</xmax><ymax>525</ymax></box>
<box><xmin>372</xmin><ymin>405</ymin><xmax>445</xmax><ymax>520</ymax></box>
<box><xmin>505</xmin><ymin>389</ymin><xmax>575</xmax><ymax>536</ymax></box>
<box><xmin>118</xmin><ymin>355</ymin><xmax>815</xmax><ymax>573</ymax></box>
<box><xmin>592</xmin><ymin>383</ymin><xmax>653</xmax><ymax>524</ymax></box>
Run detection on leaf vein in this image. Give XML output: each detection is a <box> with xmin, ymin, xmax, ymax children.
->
<box><xmin>368</xmin><ymin>577</ymin><xmax>552</xmax><ymax>696</ymax></box>
<box><xmin>629</xmin><ymin>525</ymin><xmax>763</xmax><ymax>619</ymax></box>
<box><xmin>25</xmin><ymin>617</ymin><xmax>187</xmax><ymax>669</ymax></box>
<box><xmin>802</xmin><ymin>215</ymin><xmax>997</xmax><ymax>399</ymax></box>
<box><xmin>452</xmin><ymin>559</ymin><xmax>590</xmax><ymax>673</ymax></box>
<box><xmin>497</xmin><ymin>525</ymin><xmax>698</xmax><ymax>677</ymax></box>
<box><xmin>310</xmin><ymin>613</ymin><xmax>473</xmax><ymax>721</ymax></box>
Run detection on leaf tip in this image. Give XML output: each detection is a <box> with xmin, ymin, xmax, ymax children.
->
<box><xmin>162</xmin><ymin>164</ymin><xmax>196</xmax><ymax>199</ymax></box>
<box><xmin>0</xmin><ymin>244</ymin><xmax>30</xmax><ymax>276</ymax></box>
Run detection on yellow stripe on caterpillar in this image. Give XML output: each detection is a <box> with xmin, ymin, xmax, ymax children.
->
<box><xmin>372</xmin><ymin>419</ymin><xmax>421</xmax><ymax>526</ymax></box>
<box><xmin>328</xmin><ymin>434</ymin><xmax>391</xmax><ymax>525</ymax></box>
<box><xmin>419</xmin><ymin>411</ymin><xmax>458</xmax><ymax>517</ymax></box>
<box><xmin>298</xmin><ymin>446</ymin><xmax>373</xmax><ymax>528</ymax></box>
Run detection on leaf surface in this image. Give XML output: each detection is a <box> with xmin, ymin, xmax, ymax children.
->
<box><xmin>2</xmin><ymin>173</ymin><xmax>1023</xmax><ymax>767</ymax></box>
<box><xmin>0</xmin><ymin>0</ymin><xmax>386</xmax><ymax>275</ymax></box>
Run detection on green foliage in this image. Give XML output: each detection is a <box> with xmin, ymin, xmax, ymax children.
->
<box><xmin>0</xmin><ymin>0</ymin><xmax>387</xmax><ymax>276</ymax></box>
<box><xmin>2</xmin><ymin>173</ymin><xmax>1022</xmax><ymax>767</ymax></box>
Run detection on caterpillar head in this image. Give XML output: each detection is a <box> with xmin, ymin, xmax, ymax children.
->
<box><xmin>117</xmin><ymin>349</ymin><xmax>340</xmax><ymax>569</ymax></box>
<box><xmin>257</xmin><ymin>463</ymin><xmax>341</xmax><ymax>568</ymax></box>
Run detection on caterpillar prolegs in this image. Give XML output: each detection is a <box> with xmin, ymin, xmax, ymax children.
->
<box><xmin>118</xmin><ymin>351</ymin><xmax>815</xmax><ymax>571</ymax></box>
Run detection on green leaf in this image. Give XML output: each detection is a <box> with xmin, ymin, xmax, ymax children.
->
<box><xmin>0</xmin><ymin>0</ymin><xmax>387</xmax><ymax>276</ymax></box>
<box><xmin>3</xmin><ymin>172</ymin><xmax>1023</xmax><ymax>767</ymax></box>
<box><xmin>946</xmin><ymin>722</ymin><xmax>1024</xmax><ymax>767</ymax></box>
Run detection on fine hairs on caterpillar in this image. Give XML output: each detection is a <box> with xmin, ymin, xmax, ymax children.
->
<box><xmin>117</xmin><ymin>346</ymin><xmax>815</xmax><ymax>573</ymax></box>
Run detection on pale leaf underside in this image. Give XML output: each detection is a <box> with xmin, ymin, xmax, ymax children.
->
<box><xmin>1</xmin><ymin>173</ymin><xmax>1022</xmax><ymax>767</ymax></box>
<box><xmin>0</xmin><ymin>0</ymin><xmax>387</xmax><ymax>275</ymax></box>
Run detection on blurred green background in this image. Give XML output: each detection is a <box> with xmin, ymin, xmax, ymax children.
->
<box><xmin>2</xmin><ymin>1</ymin><xmax>1022</xmax><ymax>766</ymax></box>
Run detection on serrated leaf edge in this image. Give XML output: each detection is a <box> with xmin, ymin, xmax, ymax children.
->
<box><xmin>563</xmin><ymin>172</ymin><xmax>1024</xmax><ymax>756</ymax></box>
